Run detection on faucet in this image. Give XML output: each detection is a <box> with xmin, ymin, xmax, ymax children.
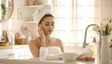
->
<box><xmin>83</xmin><ymin>24</ymin><xmax>101</xmax><ymax>48</ymax></box>
<box><xmin>83</xmin><ymin>24</ymin><xmax>101</xmax><ymax>59</ymax></box>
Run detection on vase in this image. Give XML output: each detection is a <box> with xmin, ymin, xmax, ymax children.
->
<box><xmin>100</xmin><ymin>35</ymin><xmax>109</xmax><ymax>64</ymax></box>
<box><xmin>109</xmin><ymin>47</ymin><xmax>112</xmax><ymax>59</ymax></box>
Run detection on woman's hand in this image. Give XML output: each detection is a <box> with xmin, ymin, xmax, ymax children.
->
<box><xmin>38</xmin><ymin>25</ymin><xmax>46</xmax><ymax>47</ymax></box>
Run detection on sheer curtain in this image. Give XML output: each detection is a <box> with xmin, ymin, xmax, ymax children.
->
<box><xmin>50</xmin><ymin>0</ymin><xmax>100</xmax><ymax>45</ymax></box>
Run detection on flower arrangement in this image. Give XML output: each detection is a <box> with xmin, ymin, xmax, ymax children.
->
<box><xmin>93</xmin><ymin>19</ymin><xmax>112</xmax><ymax>48</ymax></box>
<box><xmin>93</xmin><ymin>20</ymin><xmax>112</xmax><ymax>35</ymax></box>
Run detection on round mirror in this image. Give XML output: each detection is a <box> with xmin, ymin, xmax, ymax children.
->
<box><xmin>0</xmin><ymin>0</ymin><xmax>14</xmax><ymax>22</ymax></box>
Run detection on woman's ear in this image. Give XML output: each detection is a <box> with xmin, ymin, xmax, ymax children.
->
<box><xmin>38</xmin><ymin>24</ymin><xmax>41</xmax><ymax>27</ymax></box>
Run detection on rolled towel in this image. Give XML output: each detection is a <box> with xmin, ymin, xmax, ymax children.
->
<box><xmin>78</xmin><ymin>48</ymin><xmax>93</xmax><ymax>58</ymax></box>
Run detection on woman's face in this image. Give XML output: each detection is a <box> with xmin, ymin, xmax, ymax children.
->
<box><xmin>40</xmin><ymin>16</ymin><xmax>54</xmax><ymax>35</ymax></box>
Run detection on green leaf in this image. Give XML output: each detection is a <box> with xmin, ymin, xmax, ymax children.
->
<box><xmin>111</xmin><ymin>39</ymin><xmax>112</xmax><ymax>42</ymax></box>
<box><xmin>109</xmin><ymin>19</ymin><xmax>111</xmax><ymax>23</ymax></box>
<box><xmin>110</xmin><ymin>44</ymin><xmax>112</xmax><ymax>48</ymax></box>
<box><xmin>1</xmin><ymin>4</ymin><xmax>6</xmax><ymax>20</ymax></box>
<box><xmin>105</xmin><ymin>24</ymin><xmax>109</xmax><ymax>35</ymax></box>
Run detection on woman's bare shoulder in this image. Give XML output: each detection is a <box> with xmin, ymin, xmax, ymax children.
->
<box><xmin>55</xmin><ymin>38</ymin><xmax>62</xmax><ymax>44</ymax></box>
<box><xmin>29</xmin><ymin>37</ymin><xmax>41</xmax><ymax>46</ymax></box>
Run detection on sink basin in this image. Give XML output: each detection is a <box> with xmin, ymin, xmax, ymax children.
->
<box><xmin>64</xmin><ymin>44</ymin><xmax>91</xmax><ymax>52</ymax></box>
<box><xmin>64</xmin><ymin>44</ymin><xmax>97</xmax><ymax>58</ymax></box>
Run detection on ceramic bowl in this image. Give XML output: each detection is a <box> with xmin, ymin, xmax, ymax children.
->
<box><xmin>63</xmin><ymin>52</ymin><xmax>78</xmax><ymax>62</ymax></box>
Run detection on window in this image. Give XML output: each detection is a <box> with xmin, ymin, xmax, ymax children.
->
<box><xmin>51</xmin><ymin>0</ymin><xmax>99</xmax><ymax>45</ymax></box>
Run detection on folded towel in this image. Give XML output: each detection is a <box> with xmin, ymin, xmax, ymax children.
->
<box><xmin>45</xmin><ymin>54</ymin><xmax>63</xmax><ymax>60</ymax></box>
<box><xmin>39</xmin><ymin>46</ymin><xmax>62</xmax><ymax>60</ymax></box>
<box><xmin>78</xmin><ymin>48</ymin><xmax>93</xmax><ymax>58</ymax></box>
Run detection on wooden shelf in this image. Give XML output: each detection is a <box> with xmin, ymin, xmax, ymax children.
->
<box><xmin>0</xmin><ymin>45</ymin><xmax>28</xmax><ymax>49</ymax></box>
<box><xmin>17</xmin><ymin>5</ymin><xmax>51</xmax><ymax>23</ymax></box>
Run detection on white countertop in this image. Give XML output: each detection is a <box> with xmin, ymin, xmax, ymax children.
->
<box><xmin>0</xmin><ymin>57</ymin><xmax>96</xmax><ymax>64</ymax></box>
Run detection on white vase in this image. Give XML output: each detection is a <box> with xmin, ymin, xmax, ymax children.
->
<box><xmin>109</xmin><ymin>47</ymin><xmax>112</xmax><ymax>59</ymax></box>
<box><xmin>100</xmin><ymin>35</ymin><xmax>109</xmax><ymax>64</ymax></box>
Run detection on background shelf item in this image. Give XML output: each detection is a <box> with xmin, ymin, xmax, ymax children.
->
<box><xmin>17</xmin><ymin>5</ymin><xmax>51</xmax><ymax>23</ymax></box>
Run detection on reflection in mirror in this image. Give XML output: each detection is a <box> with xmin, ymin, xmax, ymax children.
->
<box><xmin>0</xmin><ymin>0</ymin><xmax>14</xmax><ymax>21</ymax></box>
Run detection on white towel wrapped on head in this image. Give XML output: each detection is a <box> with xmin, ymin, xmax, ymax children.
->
<box><xmin>33</xmin><ymin>5</ymin><xmax>54</xmax><ymax>24</ymax></box>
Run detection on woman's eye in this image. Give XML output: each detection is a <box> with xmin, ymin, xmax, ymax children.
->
<box><xmin>45</xmin><ymin>24</ymin><xmax>49</xmax><ymax>26</ymax></box>
<box><xmin>52</xmin><ymin>24</ymin><xmax>54</xmax><ymax>26</ymax></box>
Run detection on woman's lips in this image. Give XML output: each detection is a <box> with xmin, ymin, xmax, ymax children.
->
<box><xmin>48</xmin><ymin>30</ymin><xmax>52</xmax><ymax>32</ymax></box>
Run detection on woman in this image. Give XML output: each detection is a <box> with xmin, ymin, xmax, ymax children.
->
<box><xmin>29</xmin><ymin>8</ymin><xmax>64</xmax><ymax>58</ymax></box>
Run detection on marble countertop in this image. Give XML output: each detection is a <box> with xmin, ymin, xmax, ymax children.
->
<box><xmin>0</xmin><ymin>57</ymin><xmax>96</xmax><ymax>64</ymax></box>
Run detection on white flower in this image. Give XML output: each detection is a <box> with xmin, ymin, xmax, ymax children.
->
<box><xmin>99</xmin><ymin>25</ymin><xmax>105</xmax><ymax>31</ymax></box>
<box><xmin>93</xmin><ymin>20</ymin><xmax>112</xmax><ymax>35</ymax></box>
<box><xmin>93</xmin><ymin>26</ymin><xmax>100</xmax><ymax>32</ymax></box>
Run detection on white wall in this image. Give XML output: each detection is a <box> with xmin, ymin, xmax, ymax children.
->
<box><xmin>100</xmin><ymin>0</ymin><xmax>112</xmax><ymax>22</ymax></box>
<box><xmin>0</xmin><ymin>0</ymin><xmax>112</xmax><ymax>37</ymax></box>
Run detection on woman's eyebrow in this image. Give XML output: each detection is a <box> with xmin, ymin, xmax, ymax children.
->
<box><xmin>45</xmin><ymin>22</ymin><xmax>49</xmax><ymax>23</ymax></box>
<box><xmin>45</xmin><ymin>21</ymin><xmax>54</xmax><ymax>24</ymax></box>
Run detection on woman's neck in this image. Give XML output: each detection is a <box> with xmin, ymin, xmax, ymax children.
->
<box><xmin>45</xmin><ymin>35</ymin><xmax>53</xmax><ymax>42</ymax></box>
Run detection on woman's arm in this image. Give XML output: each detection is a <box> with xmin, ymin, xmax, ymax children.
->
<box><xmin>38</xmin><ymin>25</ymin><xmax>46</xmax><ymax>47</ymax></box>
<box><xmin>29</xmin><ymin>25</ymin><xmax>46</xmax><ymax>57</ymax></box>
<box><xmin>29</xmin><ymin>40</ymin><xmax>39</xmax><ymax>57</ymax></box>
<box><xmin>57</xmin><ymin>39</ymin><xmax>64</xmax><ymax>52</ymax></box>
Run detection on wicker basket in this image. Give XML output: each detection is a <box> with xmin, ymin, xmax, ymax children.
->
<box><xmin>0</xmin><ymin>42</ymin><xmax>9</xmax><ymax>46</ymax></box>
<box><xmin>16</xmin><ymin>39</ymin><xmax>26</xmax><ymax>45</ymax></box>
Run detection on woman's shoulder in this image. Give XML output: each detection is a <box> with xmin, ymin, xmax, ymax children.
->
<box><xmin>29</xmin><ymin>37</ymin><xmax>41</xmax><ymax>46</ymax></box>
<box><xmin>54</xmin><ymin>38</ymin><xmax>62</xmax><ymax>44</ymax></box>
<box><xmin>54</xmin><ymin>38</ymin><xmax>62</xmax><ymax>41</ymax></box>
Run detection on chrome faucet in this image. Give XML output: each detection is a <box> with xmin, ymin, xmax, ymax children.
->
<box><xmin>83</xmin><ymin>24</ymin><xmax>101</xmax><ymax>48</ymax></box>
<box><xmin>83</xmin><ymin>24</ymin><xmax>101</xmax><ymax>59</ymax></box>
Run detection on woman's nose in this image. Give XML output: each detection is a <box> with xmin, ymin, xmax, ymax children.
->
<box><xmin>49</xmin><ymin>25</ymin><xmax>53</xmax><ymax>29</ymax></box>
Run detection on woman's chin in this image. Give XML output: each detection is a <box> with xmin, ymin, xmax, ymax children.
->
<box><xmin>47</xmin><ymin>32</ymin><xmax>52</xmax><ymax>35</ymax></box>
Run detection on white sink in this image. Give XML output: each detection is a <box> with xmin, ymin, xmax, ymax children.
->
<box><xmin>64</xmin><ymin>44</ymin><xmax>92</xmax><ymax>53</ymax></box>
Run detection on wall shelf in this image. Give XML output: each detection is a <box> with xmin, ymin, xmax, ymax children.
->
<box><xmin>17</xmin><ymin>5</ymin><xmax>51</xmax><ymax>23</ymax></box>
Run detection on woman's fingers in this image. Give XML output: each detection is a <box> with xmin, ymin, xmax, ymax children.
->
<box><xmin>38</xmin><ymin>25</ymin><xmax>42</xmax><ymax>34</ymax></box>
<box><xmin>38</xmin><ymin>25</ymin><xmax>45</xmax><ymax>38</ymax></box>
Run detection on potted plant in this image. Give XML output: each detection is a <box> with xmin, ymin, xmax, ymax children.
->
<box><xmin>1</xmin><ymin>4</ymin><xmax>6</xmax><ymax>20</ymax></box>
